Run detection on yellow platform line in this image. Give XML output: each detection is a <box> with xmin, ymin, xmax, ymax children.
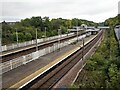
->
<box><xmin>7</xmin><ymin>34</ymin><xmax>97</xmax><ymax>89</ymax></box>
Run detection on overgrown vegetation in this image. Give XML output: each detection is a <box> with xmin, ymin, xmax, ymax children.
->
<box><xmin>70</xmin><ymin>14</ymin><xmax>120</xmax><ymax>89</ymax></box>
<box><xmin>73</xmin><ymin>28</ymin><xmax>120</xmax><ymax>88</ymax></box>
<box><xmin>105</xmin><ymin>14</ymin><xmax>120</xmax><ymax>26</ymax></box>
<box><xmin>2</xmin><ymin>16</ymin><xmax>97</xmax><ymax>45</ymax></box>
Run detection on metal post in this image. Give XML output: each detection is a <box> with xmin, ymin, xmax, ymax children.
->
<box><xmin>60</xmin><ymin>27</ymin><xmax>61</xmax><ymax>40</ymax></box>
<box><xmin>36</xmin><ymin>29</ymin><xmax>38</xmax><ymax>51</ymax></box>
<box><xmin>76</xmin><ymin>20</ymin><xmax>78</xmax><ymax>42</ymax></box>
<box><xmin>16</xmin><ymin>29</ymin><xmax>19</xmax><ymax>47</ymax></box>
<box><xmin>59</xmin><ymin>28</ymin><xmax>60</xmax><ymax>49</ymax></box>
<box><xmin>58</xmin><ymin>27</ymin><xmax>61</xmax><ymax>50</ymax></box>
<box><xmin>77</xmin><ymin>27</ymin><xmax>78</xmax><ymax>42</ymax></box>
<box><xmin>82</xmin><ymin>37</ymin><xmax>84</xmax><ymax>61</ymax></box>
<box><xmin>45</xmin><ymin>27</ymin><xmax>46</xmax><ymax>41</ymax></box>
<box><xmin>67</xmin><ymin>27</ymin><xmax>68</xmax><ymax>36</ymax></box>
<box><xmin>57</xmin><ymin>29</ymin><xmax>60</xmax><ymax>48</ymax></box>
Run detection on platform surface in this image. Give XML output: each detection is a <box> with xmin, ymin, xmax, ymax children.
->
<box><xmin>2</xmin><ymin>35</ymin><xmax>96</xmax><ymax>89</ymax></box>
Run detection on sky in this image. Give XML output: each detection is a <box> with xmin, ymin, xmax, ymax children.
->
<box><xmin>118</xmin><ymin>1</ymin><xmax>120</xmax><ymax>14</ymax></box>
<box><xmin>1</xmin><ymin>0</ymin><xmax>120</xmax><ymax>23</ymax></box>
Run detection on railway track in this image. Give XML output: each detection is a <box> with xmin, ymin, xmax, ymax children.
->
<box><xmin>2</xmin><ymin>32</ymin><xmax>88</xmax><ymax>63</ymax></box>
<box><xmin>19</xmin><ymin>30</ymin><xmax>103</xmax><ymax>90</ymax></box>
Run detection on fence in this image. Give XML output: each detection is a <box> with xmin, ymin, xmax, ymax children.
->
<box><xmin>1</xmin><ymin>33</ymin><xmax>90</xmax><ymax>74</ymax></box>
<box><xmin>1</xmin><ymin>33</ymin><xmax>74</xmax><ymax>52</ymax></box>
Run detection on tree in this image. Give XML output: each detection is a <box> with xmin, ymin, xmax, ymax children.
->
<box><xmin>2</xmin><ymin>16</ymin><xmax>98</xmax><ymax>45</ymax></box>
<box><xmin>21</xmin><ymin>18</ymin><xmax>31</xmax><ymax>27</ymax></box>
<box><xmin>42</xmin><ymin>16</ymin><xmax>51</xmax><ymax>31</ymax></box>
<box><xmin>30</xmin><ymin>16</ymin><xmax>43</xmax><ymax>29</ymax></box>
<box><xmin>25</xmin><ymin>33</ymin><xmax>32</xmax><ymax>41</ymax></box>
<box><xmin>51</xmin><ymin>18</ymin><xmax>63</xmax><ymax>30</ymax></box>
<box><xmin>65</xmin><ymin>20</ymin><xmax>72</xmax><ymax>28</ymax></box>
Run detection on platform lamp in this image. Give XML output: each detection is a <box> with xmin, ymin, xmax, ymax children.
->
<box><xmin>45</xmin><ymin>27</ymin><xmax>46</xmax><ymax>40</ymax></box>
<box><xmin>82</xmin><ymin>25</ymin><xmax>86</xmax><ymax>64</ymax></box>
<box><xmin>43</xmin><ymin>18</ymin><xmax>47</xmax><ymax>41</ymax></box>
<box><xmin>42</xmin><ymin>27</ymin><xmax>47</xmax><ymax>41</ymax></box>
<box><xmin>15</xmin><ymin>28</ymin><xmax>19</xmax><ymax>47</ymax></box>
<box><xmin>58</xmin><ymin>27</ymin><xmax>61</xmax><ymax>50</ymax></box>
<box><xmin>82</xmin><ymin>37</ymin><xmax>84</xmax><ymax>61</ymax></box>
<box><xmin>35</xmin><ymin>28</ymin><xmax>38</xmax><ymax>51</ymax></box>
<box><xmin>66</xmin><ymin>27</ymin><xmax>68</xmax><ymax>36</ymax></box>
<box><xmin>77</xmin><ymin>27</ymin><xmax>78</xmax><ymax>42</ymax></box>
<box><xmin>76</xmin><ymin>20</ymin><xmax>78</xmax><ymax>42</ymax></box>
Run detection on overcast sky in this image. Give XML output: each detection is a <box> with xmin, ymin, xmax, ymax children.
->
<box><xmin>1</xmin><ymin>0</ymin><xmax>120</xmax><ymax>23</ymax></box>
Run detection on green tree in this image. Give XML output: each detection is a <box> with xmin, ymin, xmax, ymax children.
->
<box><xmin>25</xmin><ymin>33</ymin><xmax>32</xmax><ymax>41</ymax></box>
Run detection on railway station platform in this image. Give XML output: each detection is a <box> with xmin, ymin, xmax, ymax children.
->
<box><xmin>1</xmin><ymin>33</ymin><xmax>74</xmax><ymax>57</ymax></box>
<box><xmin>2</xmin><ymin>34</ymin><xmax>97</xmax><ymax>89</ymax></box>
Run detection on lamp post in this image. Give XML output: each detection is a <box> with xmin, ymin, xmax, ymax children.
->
<box><xmin>77</xmin><ymin>27</ymin><xmax>78</xmax><ymax>42</ymax></box>
<box><xmin>82</xmin><ymin>25</ymin><xmax>86</xmax><ymax>65</ymax></box>
<box><xmin>43</xmin><ymin>18</ymin><xmax>47</xmax><ymax>41</ymax></box>
<box><xmin>45</xmin><ymin>27</ymin><xmax>46</xmax><ymax>41</ymax></box>
<box><xmin>82</xmin><ymin>37</ymin><xmax>84</xmax><ymax>61</ymax></box>
<box><xmin>58</xmin><ymin>27</ymin><xmax>61</xmax><ymax>50</ymax></box>
<box><xmin>67</xmin><ymin>27</ymin><xmax>68</xmax><ymax>36</ymax></box>
<box><xmin>36</xmin><ymin>28</ymin><xmax>38</xmax><ymax>51</ymax></box>
<box><xmin>16</xmin><ymin>28</ymin><xmax>19</xmax><ymax>47</ymax></box>
<box><xmin>76</xmin><ymin>20</ymin><xmax>78</xmax><ymax>42</ymax></box>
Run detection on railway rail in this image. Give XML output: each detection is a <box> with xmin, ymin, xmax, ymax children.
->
<box><xmin>2</xmin><ymin>31</ymin><xmax>89</xmax><ymax>63</ymax></box>
<box><xmin>18</xmin><ymin>30</ymin><xmax>103</xmax><ymax>89</ymax></box>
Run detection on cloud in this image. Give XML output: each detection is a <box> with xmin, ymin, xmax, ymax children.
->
<box><xmin>118</xmin><ymin>1</ymin><xmax>120</xmax><ymax>14</ymax></box>
<box><xmin>1</xmin><ymin>0</ymin><xmax>120</xmax><ymax>22</ymax></box>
